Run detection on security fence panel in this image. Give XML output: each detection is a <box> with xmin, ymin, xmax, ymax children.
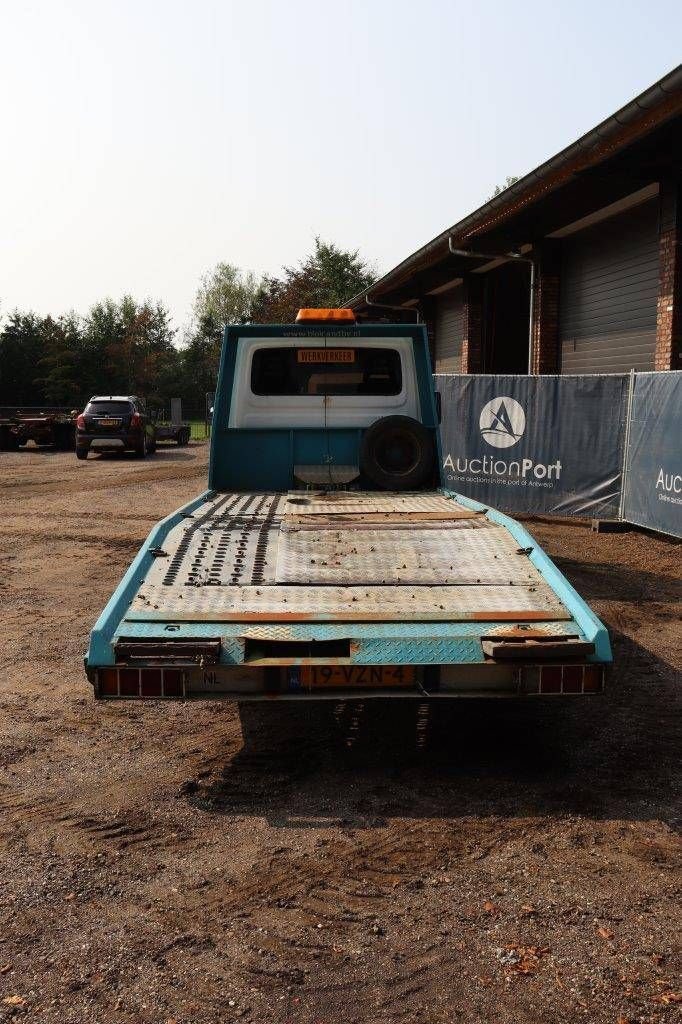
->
<box><xmin>436</xmin><ymin>374</ymin><xmax>629</xmax><ymax>518</ymax></box>
<box><xmin>621</xmin><ymin>371</ymin><xmax>682</xmax><ymax>538</ymax></box>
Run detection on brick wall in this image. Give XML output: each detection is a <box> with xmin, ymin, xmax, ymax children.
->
<box><xmin>460</xmin><ymin>276</ymin><xmax>483</xmax><ymax>373</ymax></box>
<box><xmin>655</xmin><ymin>179</ymin><xmax>681</xmax><ymax>371</ymax></box>
<box><xmin>531</xmin><ymin>241</ymin><xmax>561</xmax><ymax>374</ymax></box>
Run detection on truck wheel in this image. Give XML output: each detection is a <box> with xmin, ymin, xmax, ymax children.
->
<box><xmin>360</xmin><ymin>415</ymin><xmax>435</xmax><ymax>491</ymax></box>
<box><xmin>135</xmin><ymin>435</ymin><xmax>148</xmax><ymax>458</ymax></box>
<box><xmin>177</xmin><ymin>428</ymin><xmax>189</xmax><ymax>446</ymax></box>
<box><xmin>76</xmin><ymin>449</ymin><xmax>88</xmax><ymax>460</ymax></box>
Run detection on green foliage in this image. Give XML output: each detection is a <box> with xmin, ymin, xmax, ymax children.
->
<box><xmin>35</xmin><ymin>313</ymin><xmax>83</xmax><ymax>405</ymax></box>
<box><xmin>0</xmin><ymin>313</ymin><xmax>47</xmax><ymax>405</ymax></box>
<box><xmin>489</xmin><ymin>175</ymin><xmax>520</xmax><ymax>199</ymax></box>
<box><xmin>0</xmin><ymin>238</ymin><xmax>376</xmax><ymax>410</ymax></box>
<box><xmin>251</xmin><ymin>237</ymin><xmax>378</xmax><ymax>323</ymax></box>
<box><xmin>0</xmin><ymin>298</ymin><xmax>180</xmax><ymax>409</ymax></box>
<box><xmin>179</xmin><ymin>238</ymin><xmax>378</xmax><ymax>395</ymax></box>
<box><xmin>193</xmin><ymin>263</ymin><xmax>262</xmax><ymax>334</ymax></box>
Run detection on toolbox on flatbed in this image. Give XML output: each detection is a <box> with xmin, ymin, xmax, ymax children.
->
<box><xmin>85</xmin><ymin>312</ymin><xmax>611</xmax><ymax>701</ymax></box>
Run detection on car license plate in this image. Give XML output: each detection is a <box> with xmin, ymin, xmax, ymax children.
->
<box><xmin>295</xmin><ymin>665</ymin><xmax>415</xmax><ymax>689</ymax></box>
<box><xmin>98</xmin><ymin>418</ymin><xmax>120</xmax><ymax>427</ymax></box>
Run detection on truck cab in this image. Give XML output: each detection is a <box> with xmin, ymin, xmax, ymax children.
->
<box><xmin>85</xmin><ymin>310</ymin><xmax>611</xmax><ymax>701</ymax></box>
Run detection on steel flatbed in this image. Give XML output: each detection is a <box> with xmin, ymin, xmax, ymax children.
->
<box><xmin>86</xmin><ymin>487</ymin><xmax>610</xmax><ymax>700</ymax></box>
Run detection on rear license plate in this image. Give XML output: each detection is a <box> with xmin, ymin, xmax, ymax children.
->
<box><xmin>294</xmin><ymin>666</ymin><xmax>415</xmax><ymax>689</ymax></box>
<box><xmin>98</xmin><ymin>418</ymin><xmax>120</xmax><ymax>427</ymax></box>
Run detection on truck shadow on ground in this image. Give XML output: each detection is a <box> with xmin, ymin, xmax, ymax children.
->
<box><xmin>189</xmin><ymin>632</ymin><xmax>679</xmax><ymax>831</ymax></box>
<box><xmin>552</xmin><ymin>555</ymin><xmax>681</xmax><ymax>603</ymax></box>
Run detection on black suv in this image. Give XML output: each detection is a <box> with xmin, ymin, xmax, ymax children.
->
<box><xmin>75</xmin><ymin>396</ymin><xmax>156</xmax><ymax>460</ymax></box>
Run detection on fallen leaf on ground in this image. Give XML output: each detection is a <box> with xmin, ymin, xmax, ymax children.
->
<box><xmin>504</xmin><ymin>944</ymin><xmax>550</xmax><ymax>975</ymax></box>
<box><xmin>597</xmin><ymin>926</ymin><xmax>615</xmax><ymax>940</ymax></box>
<box><xmin>483</xmin><ymin>900</ymin><xmax>501</xmax><ymax>916</ymax></box>
<box><xmin>652</xmin><ymin>991</ymin><xmax>681</xmax><ymax>1005</ymax></box>
<box><xmin>2</xmin><ymin>996</ymin><xmax>26</xmax><ymax>1006</ymax></box>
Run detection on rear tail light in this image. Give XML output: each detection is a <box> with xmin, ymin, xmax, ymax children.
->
<box><xmin>96</xmin><ymin>667</ymin><xmax>185</xmax><ymax>699</ymax></box>
<box><xmin>76</xmin><ymin>414</ymin><xmax>85</xmax><ymax>429</ymax></box>
<box><xmin>130</xmin><ymin>412</ymin><xmax>142</xmax><ymax>428</ymax></box>
<box><xmin>537</xmin><ymin>664</ymin><xmax>605</xmax><ymax>695</ymax></box>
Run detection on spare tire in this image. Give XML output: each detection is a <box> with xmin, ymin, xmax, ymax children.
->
<box><xmin>360</xmin><ymin>415</ymin><xmax>435</xmax><ymax>491</ymax></box>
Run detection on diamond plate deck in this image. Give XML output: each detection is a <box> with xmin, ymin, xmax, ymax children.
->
<box><xmin>127</xmin><ymin>490</ymin><xmax>570</xmax><ymax>624</ymax></box>
<box><xmin>281</xmin><ymin>492</ymin><xmax>475</xmax><ymax>515</ymax></box>
<box><xmin>148</xmin><ymin>492</ymin><xmax>283</xmax><ymax>590</ymax></box>
<box><xmin>275</xmin><ymin>526</ymin><xmax>539</xmax><ymax>586</ymax></box>
<box><xmin>129</xmin><ymin>583</ymin><xmax>567</xmax><ymax>622</ymax></box>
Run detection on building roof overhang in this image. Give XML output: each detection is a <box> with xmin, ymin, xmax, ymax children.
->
<box><xmin>349</xmin><ymin>65</ymin><xmax>682</xmax><ymax>313</ymax></box>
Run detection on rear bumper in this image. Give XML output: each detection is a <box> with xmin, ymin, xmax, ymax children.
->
<box><xmin>77</xmin><ymin>432</ymin><xmax>140</xmax><ymax>450</ymax></box>
<box><xmin>86</xmin><ymin>660</ymin><xmax>606</xmax><ymax>701</ymax></box>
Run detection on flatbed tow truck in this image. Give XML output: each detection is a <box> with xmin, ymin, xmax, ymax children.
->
<box><xmin>85</xmin><ymin>310</ymin><xmax>610</xmax><ymax>702</ymax></box>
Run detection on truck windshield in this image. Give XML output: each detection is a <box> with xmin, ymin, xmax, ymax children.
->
<box><xmin>251</xmin><ymin>347</ymin><xmax>402</xmax><ymax>396</ymax></box>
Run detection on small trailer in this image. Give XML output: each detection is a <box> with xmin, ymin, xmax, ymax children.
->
<box><xmin>85</xmin><ymin>310</ymin><xmax>611</xmax><ymax>703</ymax></box>
<box><xmin>154</xmin><ymin>422</ymin><xmax>191</xmax><ymax>446</ymax></box>
<box><xmin>153</xmin><ymin>399</ymin><xmax>191</xmax><ymax>446</ymax></box>
<box><xmin>0</xmin><ymin>407</ymin><xmax>76</xmax><ymax>451</ymax></box>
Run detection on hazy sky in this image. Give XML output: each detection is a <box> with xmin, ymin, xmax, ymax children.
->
<box><xmin>1</xmin><ymin>0</ymin><xmax>680</xmax><ymax>334</ymax></box>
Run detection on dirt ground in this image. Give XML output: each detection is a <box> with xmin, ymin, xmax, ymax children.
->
<box><xmin>0</xmin><ymin>443</ymin><xmax>680</xmax><ymax>1024</ymax></box>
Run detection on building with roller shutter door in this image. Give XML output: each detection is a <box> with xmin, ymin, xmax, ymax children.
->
<box><xmin>347</xmin><ymin>67</ymin><xmax>682</xmax><ymax>375</ymax></box>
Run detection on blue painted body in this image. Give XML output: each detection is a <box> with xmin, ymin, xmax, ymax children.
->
<box><xmin>85</xmin><ymin>321</ymin><xmax>612</xmax><ymax>678</ymax></box>
<box><xmin>208</xmin><ymin>323</ymin><xmax>440</xmax><ymax>492</ymax></box>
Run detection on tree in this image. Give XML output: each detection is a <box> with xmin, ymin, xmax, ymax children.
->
<box><xmin>178</xmin><ymin>330</ymin><xmax>220</xmax><ymax>408</ymax></box>
<box><xmin>0</xmin><ymin>297</ymin><xmax>182</xmax><ymax>410</ymax></box>
<box><xmin>81</xmin><ymin>296</ymin><xmax>178</xmax><ymax>402</ymax></box>
<box><xmin>251</xmin><ymin>237</ymin><xmax>378</xmax><ymax>323</ymax></box>
<box><xmin>193</xmin><ymin>263</ymin><xmax>262</xmax><ymax>334</ymax></box>
<box><xmin>34</xmin><ymin>313</ymin><xmax>83</xmax><ymax>405</ymax></box>
<box><xmin>0</xmin><ymin>312</ymin><xmax>46</xmax><ymax>405</ymax></box>
<box><xmin>489</xmin><ymin>175</ymin><xmax>520</xmax><ymax>199</ymax></box>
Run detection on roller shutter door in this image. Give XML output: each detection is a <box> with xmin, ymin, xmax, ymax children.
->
<box><xmin>434</xmin><ymin>286</ymin><xmax>464</xmax><ymax>372</ymax></box>
<box><xmin>560</xmin><ymin>199</ymin><xmax>659</xmax><ymax>373</ymax></box>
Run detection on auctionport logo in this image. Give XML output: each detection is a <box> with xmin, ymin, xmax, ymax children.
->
<box><xmin>479</xmin><ymin>396</ymin><xmax>525</xmax><ymax>448</ymax></box>
<box><xmin>443</xmin><ymin>392</ymin><xmax>561</xmax><ymax>485</ymax></box>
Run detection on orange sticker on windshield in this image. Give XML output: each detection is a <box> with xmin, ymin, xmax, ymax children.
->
<box><xmin>297</xmin><ymin>349</ymin><xmax>355</xmax><ymax>363</ymax></box>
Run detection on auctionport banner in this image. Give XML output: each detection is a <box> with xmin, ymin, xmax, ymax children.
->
<box><xmin>621</xmin><ymin>371</ymin><xmax>682</xmax><ymax>539</ymax></box>
<box><xmin>436</xmin><ymin>373</ymin><xmax>629</xmax><ymax>518</ymax></box>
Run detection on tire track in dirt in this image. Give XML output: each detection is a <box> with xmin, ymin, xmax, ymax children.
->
<box><xmin>0</xmin><ymin>783</ymin><xmax>174</xmax><ymax>854</ymax></box>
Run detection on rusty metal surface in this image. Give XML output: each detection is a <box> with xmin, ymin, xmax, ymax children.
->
<box><xmin>128</xmin><ymin>489</ymin><xmax>569</xmax><ymax>626</ymax></box>
<box><xmin>275</xmin><ymin>526</ymin><xmax>541</xmax><ymax>586</ymax></box>
<box><xmin>281</xmin><ymin>492</ymin><xmax>472</xmax><ymax>515</ymax></box>
<box><xmin>482</xmin><ymin>624</ymin><xmax>578</xmax><ymax>639</ymax></box>
<box><xmin>129</xmin><ymin>582</ymin><xmax>568</xmax><ymax>622</ymax></box>
<box><xmin>232</xmin><ymin>621</ymin><xmax>578</xmax><ymax>642</ymax></box>
<box><xmin>282</xmin><ymin>512</ymin><xmax>482</xmax><ymax>529</ymax></box>
<box><xmin>146</xmin><ymin>493</ymin><xmax>283</xmax><ymax>590</ymax></box>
